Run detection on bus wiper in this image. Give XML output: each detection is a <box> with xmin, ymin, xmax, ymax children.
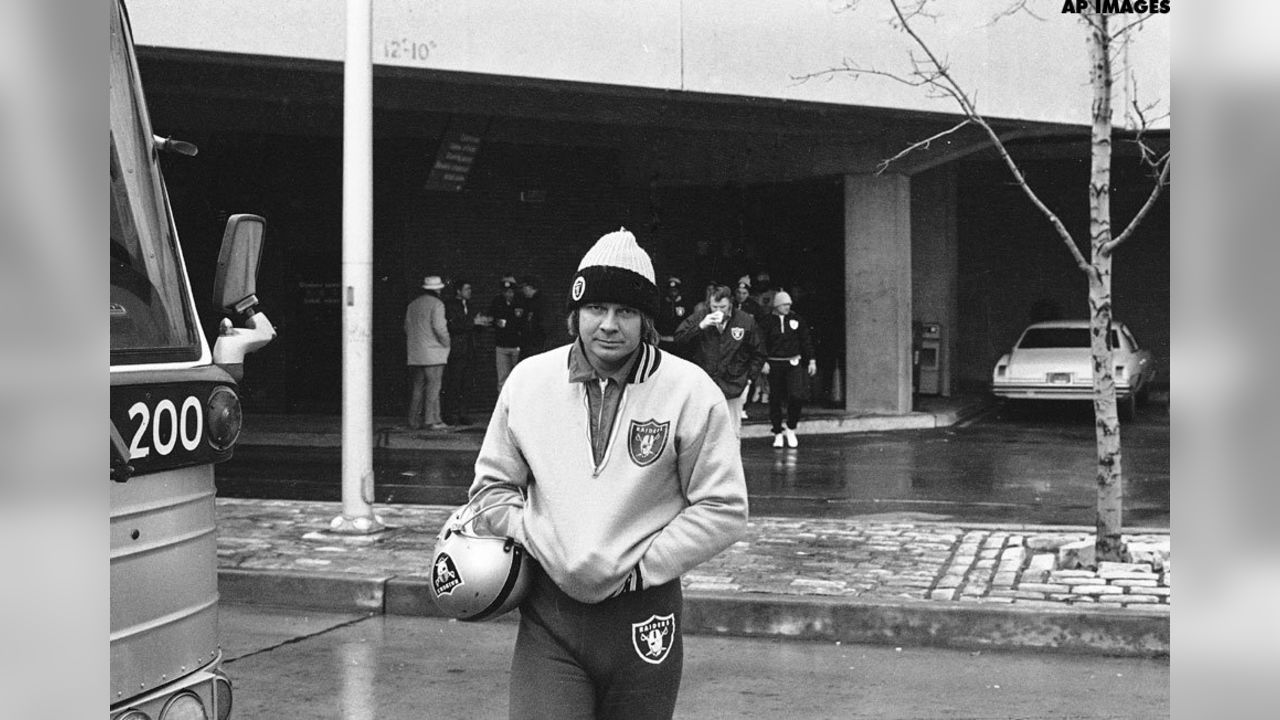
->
<box><xmin>110</xmin><ymin>419</ymin><xmax>134</xmax><ymax>483</ymax></box>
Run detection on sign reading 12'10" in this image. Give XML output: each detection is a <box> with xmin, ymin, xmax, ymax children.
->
<box><xmin>382</xmin><ymin>37</ymin><xmax>436</xmax><ymax>63</ymax></box>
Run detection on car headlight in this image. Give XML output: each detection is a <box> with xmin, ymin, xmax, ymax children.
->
<box><xmin>116</xmin><ymin>711</ymin><xmax>151</xmax><ymax>720</ymax></box>
<box><xmin>160</xmin><ymin>692</ymin><xmax>208</xmax><ymax>720</ymax></box>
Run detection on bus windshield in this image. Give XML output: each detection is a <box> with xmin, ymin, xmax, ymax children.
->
<box><xmin>109</xmin><ymin>3</ymin><xmax>199</xmax><ymax>365</ymax></box>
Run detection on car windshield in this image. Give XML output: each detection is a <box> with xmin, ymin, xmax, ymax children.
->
<box><xmin>1017</xmin><ymin>327</ymin><xmax>1119</xmax><ymax>350</ymax></box>
<box><xmin>109</xmin><ymin>5</ymin><xmax>200</xmax><ymax>365</ymax></box>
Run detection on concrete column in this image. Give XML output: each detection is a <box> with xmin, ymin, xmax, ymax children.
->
<box><xmin>844</xmin><ymin>173</ymin><xmax>912</xmax><ymax>414</ymax></box>
<box><xmin>910</xmin><ymin>166</ymin><xmax>958</xmax><ymax>397</ymax></box>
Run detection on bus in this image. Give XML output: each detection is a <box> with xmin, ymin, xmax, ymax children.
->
<box><xmin>110</xmin><ymin>0</ymin><xmax>275</xmax><ymax>717</ymax></box>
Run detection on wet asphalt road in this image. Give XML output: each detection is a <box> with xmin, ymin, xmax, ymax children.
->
<box><xmin>215</xmin><ymin>400</ymin><xmax>1169</xmax><ymax>527</ymax></box>
<box><xmin>220</xmin><ymin>604</ymin><xmax>1170</xmax><ymax>720</ymax></box>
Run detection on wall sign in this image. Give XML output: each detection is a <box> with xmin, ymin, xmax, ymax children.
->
<box><xmin>424</xmin><ymin>128</ymin><xmax>482</xmax><ymax>192</ymax></box>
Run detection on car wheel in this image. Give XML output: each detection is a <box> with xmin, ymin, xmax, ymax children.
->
<box><xmin>1137</xmin><ymin>384</ymin><xmax>1151</xmax><ymax>406</ymax></box>
<box><xmin>1119</xmin><ymin>394</ymin><xmax>1136</xmax><ymax>421</ymax></box>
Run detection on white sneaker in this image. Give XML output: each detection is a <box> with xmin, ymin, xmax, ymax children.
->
<box><xmin>772</xmin><ymin>433</ymin><xmax>785</xmax><ymax>448</ymax></box>
<box><xmin>784</xmin><ymin>428</ymin><xmax>798</xmax><ymax>448</ymax></box>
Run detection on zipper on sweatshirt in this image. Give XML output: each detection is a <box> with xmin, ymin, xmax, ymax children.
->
<box><xmin>581</xmin><ymin>381</ymin><xmax>629</xmax><ymax>478</ymax></box>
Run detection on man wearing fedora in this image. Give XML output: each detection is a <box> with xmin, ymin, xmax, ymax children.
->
<box><xmin>405</xmin><ymin>274</ymin><xmax>450</xmax><ymax>430</ymax></box>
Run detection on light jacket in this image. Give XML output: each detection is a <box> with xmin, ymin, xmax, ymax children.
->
<box><xmin>468</xmin><ymin>342</ymin><xmax>749</xmax><ymax>603</ymax></box>
<box><xmin>405</xmin><ymin>292</ymin><xmax>449</xmax><ymax>365</ymax></box>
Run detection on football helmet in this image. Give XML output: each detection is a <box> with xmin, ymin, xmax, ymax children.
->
<box><xmin>428</xmin><ymin>493</ymin><xmax>532</xmax><ymax>621</ymax></box>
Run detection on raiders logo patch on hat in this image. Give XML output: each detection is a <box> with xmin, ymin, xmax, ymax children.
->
<box><xmin>628</xmin><ymin>419</ymin><xmax>669</xmax><ymax>467</ymax></box>
<box><xmin>571</xmin><ymin>276</ymin><xmax>586</xmax><ymax>301</ymax></box>
<box><xmin>632</xmin><ymin>613</ymin><xmax>676</xmax><ymax>664</ymax></box>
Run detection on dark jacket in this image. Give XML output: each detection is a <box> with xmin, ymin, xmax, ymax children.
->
<box><xmin>445</xmin><ymin>295</ymin><xmax>481</xmax><ymax>360</ymax></box>
<box><xmin>518</xmin><ymin>291</ymin><xmax>548</xmax><ymax>354</ymax></box>
<box><xmin>489</xmin><ymin>295</ymin><xmax>522</xmax><ymax>348</ymax></box>
<box><xmin>735</xmin><ymin>297</ymin><xmax>763</xmax><ymax>322</ymax></box>
<box><xmin>758</xmin><ymin>310</ymin><xmax>815</xmax><ymax>361</ymax></box>
<box><xmin>656</xmin><ymin>294</ymin><xmax>692</xmax><ymax>339</ymax></box>
<box><xmin>673</xmin><ymin>307</ymin><xmax>766</xmax><ymax>399</ymax></box>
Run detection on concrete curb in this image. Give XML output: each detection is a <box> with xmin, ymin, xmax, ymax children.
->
<box><xmin>218</xmin><ymin>568</ymin><xmax>1168</xmax><ymax>657</ymax></box>
<box><xmin>219</xmin><ymin>568</ymin><xmax>391</xmax><ymax>613</ymax></box>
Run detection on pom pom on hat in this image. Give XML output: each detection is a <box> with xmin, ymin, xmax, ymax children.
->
<box><xmin>568</xmin><ymin>228</ymin><xmax>659</xmax><ymax>317</ymax></box>
<box><xmin>576</xmin><ymin>229</ymin><xmax>655</xmax><ymax>281</ymax></box>
<box><xmin>772</xmin><ymin>290</ymin><xmax>793</xmax><ymax>308</ymax></box>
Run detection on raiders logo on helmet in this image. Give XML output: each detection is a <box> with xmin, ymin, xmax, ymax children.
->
<box><xmin>427</xmin><ymin>495</ymin><xmax>533</xmax><ymax>622</ymax></box>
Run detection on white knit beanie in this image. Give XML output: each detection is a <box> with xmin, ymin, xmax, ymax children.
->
<box><xmin>772</xmin><ymin>290</ymin><xmax>793</xmax><ymax>308</ymax></box>
<box><xmin>568</xmin><ymin>228</ymin><xmax>659</xmax><ymax>317</ymax></box>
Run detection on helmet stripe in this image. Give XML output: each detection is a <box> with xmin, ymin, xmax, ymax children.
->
<box><xmin>462</xmin><ymin>542</ymin><xmax>528</xmax><ymax>622</ymax></box>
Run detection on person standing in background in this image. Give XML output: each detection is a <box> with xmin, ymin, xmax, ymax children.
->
<box><xmin>733</xmin><ymin>279</ymin><xmax>762</xmax><ymax>320</ymax></box>
<box><xmin>733</xmin><ymin>278</ymin><xmax>764</xmax><ymax>419</ymax></box>
<box><xmin>758</xmin><ymin>289</ymin><xmax>816</xmax><ymax>448</ymax></box>
<box><xmin>442</xmin><ymin>279</ymin><xmax>486</xmax><ymax>426</ymax></box>
<box><xmin>747</xmin><ymin>272</ymin><xmax>776</xmax><ymax>407</ymax></box>
<box><xmin>517</xmin><ymin>276</ymin><xmax>548</xmax><ymax>356</ymax></box>
<box><xmin>489</xmin><ymin>275</ymin><xmax>522</xmax><ymax>393</ymax></box>
<box><xmin>655</xmin><ymin>276</ymin><xmax>691</xmax><ymax>357</ymax></box>
<box><xmin>405</xmin><ymin>275</ymin><xmax>450</xmax><ymax>430</ymax></box>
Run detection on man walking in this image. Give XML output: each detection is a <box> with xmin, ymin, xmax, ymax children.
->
<box><xmin>759</xmin><ymin>290</ymin><xmax>816</xmax><ymax>448</ymax></box>
<box><xmin>673</xmin><ymin>283</ymin><xmax>765</xmax><ymax>437</ymax></box>
<box><xmin>466</xmin><ymin>228</ymin><xmax>748</xmax><ymax>720</ymax></box>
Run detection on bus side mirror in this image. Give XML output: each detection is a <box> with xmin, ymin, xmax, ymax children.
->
<box><xmin>213</xmin><ymin>214</ymin><xmax>265</xmax><ymax>316</ymax></box>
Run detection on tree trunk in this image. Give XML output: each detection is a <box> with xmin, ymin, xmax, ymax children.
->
<box><xmin>1088</xmin><ymin>12</ymin><xmax>1124</xmax><ymax>563</ymax></box>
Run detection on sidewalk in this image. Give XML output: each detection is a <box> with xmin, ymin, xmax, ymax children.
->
<box><xmin>238</xmin><ymin>394</ymin><xmax>994</xmax><ymax>449</ymax></box>
<box><xmin>222</xmin><ymin>396</ymin><xmax>1170</xmax><ymax>657</ymax></box>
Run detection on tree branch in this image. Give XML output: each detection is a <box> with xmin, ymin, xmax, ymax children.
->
<box><xmin>985</xmin><ymin>0</ymin><xmax>1046</xmax><ymax>26</ymax></box>
<box><xmin>1111</xmin><ymin>14</ymin><xmax>1156</xmax><ymax>40</ymax></box>
<box><xmin>1102</xmin><ymin>155</ymin><xmax>1170</xmax><ymax>254</ymax></box>
<box><xmin>874</xmin><ymin>119</ymin><xmax>972</xmax><ymax>175</ymax></box>
<box><xmin>791</xmin><ymin>61</ymin><xmax>929</xmax><ymax>89</ymax></box>
<box><xmin>884</xmin><ymin>0</ymin><xmax>1091</xmax><ymax>271</ymax></box>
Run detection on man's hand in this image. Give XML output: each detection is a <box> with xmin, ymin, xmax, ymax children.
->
<box><xmin>807</xmin><ymin>359</ymin><xmax>817</xmax><ymax>377</ymax></box>
<box><xmin>698</xmin><ymin>310</ymin><xmax>725</xmax><ymax>329</ymax></box>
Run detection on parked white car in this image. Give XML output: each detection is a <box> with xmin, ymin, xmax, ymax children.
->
<box><xmin>990</xmin><ymin>319</ymin><xmax>1156</xmax><ymax>418</ymax></box>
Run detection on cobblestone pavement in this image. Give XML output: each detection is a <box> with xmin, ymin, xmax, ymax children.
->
<box><xmin>216</xmin><ymin>498</ymin><xmax>1170</xmax><ymax>612</ymax></box>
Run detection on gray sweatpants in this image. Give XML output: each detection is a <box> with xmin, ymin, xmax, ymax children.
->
<box><xmin>509</xmin><ymin>562</ymin><xmax>684</xmax><ymax>720</ymax></box>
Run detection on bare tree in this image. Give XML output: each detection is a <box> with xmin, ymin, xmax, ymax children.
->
<box><xmin>801</xmin><ymin>1</ymin><xmax>1169</xmax><ymax>562</ymax></box>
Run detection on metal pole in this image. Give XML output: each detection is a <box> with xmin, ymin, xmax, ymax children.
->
<box><xmin>332</xmin><ymin>0</ymin><xmax>382</xmax><ymax>534</ymax></box>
